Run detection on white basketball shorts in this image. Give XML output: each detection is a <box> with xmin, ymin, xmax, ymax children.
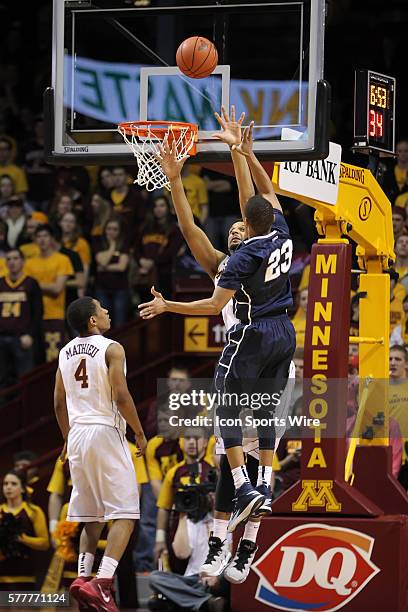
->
<box><xmin>66</xmin><ymin>424</ymin><xmax>140</xmax><ymax>522</ymax></box>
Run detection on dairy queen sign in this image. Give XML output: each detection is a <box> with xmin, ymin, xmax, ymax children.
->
<box><xmin>252</xmin><ymin>524</ymin><xmax>380</xmax><ymax>611</ymax></box>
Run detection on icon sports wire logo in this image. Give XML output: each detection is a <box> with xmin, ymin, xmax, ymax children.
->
<box><xmin>252</xmin><ymin>524</ymin><xmax>380</xmax><ymax>611</ymax></box>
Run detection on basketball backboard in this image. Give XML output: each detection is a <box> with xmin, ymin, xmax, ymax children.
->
<box><xmin>45</xmin><ymin>0</ymin><xmax>329</xmax><ymax>165</ymax></box>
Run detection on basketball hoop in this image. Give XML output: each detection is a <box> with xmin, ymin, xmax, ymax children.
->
<box><xmin>118</xmin><ymin>121</ymin><xmax>198</xmax><ymax>191</ymax></box>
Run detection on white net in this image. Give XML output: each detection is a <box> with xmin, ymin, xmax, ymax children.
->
<box><xmin>118</xmin><ymin>122</ymin><xmax>197</xmax><ymax>192</ymax></box>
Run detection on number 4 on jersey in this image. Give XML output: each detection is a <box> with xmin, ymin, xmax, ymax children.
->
<box><xmin>264</xmin><ymin>239</ymin><xmax>293</xmax><ymax>282</ymax></box>
<box><xmin>74</xmin><ymin>358</ymin><xmax>89</xmax><ymax>388</ymax></box>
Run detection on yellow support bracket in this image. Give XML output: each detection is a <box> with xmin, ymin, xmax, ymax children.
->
<box><xmin>271</xmin><ymin>161</ymin><xmax>395</xmax><ymax>269</ymax></box>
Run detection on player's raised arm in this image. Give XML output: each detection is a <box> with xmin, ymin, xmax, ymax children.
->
<box><xmin>106</xmin><ymin>342</ymin><xmax>147</xmax><ymax>455</ymax></box>
<box><xmin>213</xmin><ymin>105</ymin><xmax>255</xmax><ymax>220</ymax></box>
<box><xmin>237</xmin><ymin>121</ymin><xmax>282</xmax><ymax>213</ymax></box>
<box><xmin>158</xmin><ymin>140</ymin><xmax>225</xmax><ymax>279</ymax></box>
<box><xmin>138</xmin><ymin>285</ymin><xmax>235</xmax><ymax>318</ymax></box>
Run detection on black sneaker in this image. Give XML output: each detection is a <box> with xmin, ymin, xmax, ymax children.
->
<box><xmin>224</xmin><ymin>538</ymin><xmax>258</xmax><ymax>584</ymax></box>
<box><xmin>251</xmin><ymin>484</ymin><xmax>272</xmax><ymax>516</ymax></box>
<box><xmin>200</xmin><ymin>535</ymin><xmax>231</xmax><ymax>576</ymax></box>
<box><xmin>227</xmin><ymin>482</ymin><xmax>265</xmax><ymax>533</ymax></box>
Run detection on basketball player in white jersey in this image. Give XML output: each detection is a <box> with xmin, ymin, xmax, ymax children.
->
<box><xmin>54</xmin><ymin>296</ymin><xmax>147</xmax><ymax>612</ymax></box>
<box><xmin>154</xmin><ymin>107</ymin><xmax>294</xmax><ymax>584</ymax></box>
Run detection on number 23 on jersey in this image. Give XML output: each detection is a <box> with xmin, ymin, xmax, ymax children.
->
<box><xmin>264</xmin><ymin>239</ymin><xmax>293</xmax><ymax>282</ymax></box>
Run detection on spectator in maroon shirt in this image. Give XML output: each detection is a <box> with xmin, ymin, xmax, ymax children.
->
<box><xmin>133</xmin><ymin>195</ymin><xmax>184</xmax><ymax>302</ymax></box>
<box><xmin>0</xmin><ymin>249</ymin><xmax>43</xmax><ymax>389</ymax></box>
<box><xmin>93</xmin><ymin>217</ymin><xmax>130</xmax><ymax>327</ymax></box>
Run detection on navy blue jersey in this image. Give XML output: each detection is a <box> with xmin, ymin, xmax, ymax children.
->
<box><xmin>217</xmin><ymin>209</ymin><xmax>293</xmax><ymax>323</ymax></box>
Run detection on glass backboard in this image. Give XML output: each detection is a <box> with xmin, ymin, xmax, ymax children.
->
<box><xmin>45</xmin><ymin>0</ymin><xmax>329</xmax><ymax>164</ymax></box>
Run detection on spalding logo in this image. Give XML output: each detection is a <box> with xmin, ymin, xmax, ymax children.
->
<box><xmin>252</xmin><ymin>524</ymin><xmax>380</xmax><ymax>611</ymax></box>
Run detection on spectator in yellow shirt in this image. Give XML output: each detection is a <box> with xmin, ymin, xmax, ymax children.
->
<box><xmin>59</xmin><ymin>212</ymin><xmax>91</xmax><ymax>286</ymax></box>
<box><xmin>181</xmin><ymin>165</ymin><xmax>208</xmax><ymax>223</ymax></box>
<box><xmin>0</xmin><ymin>138</ymin><xmax>28</xmax><ymax>197</ymax></box>
<box><xmin>25</xmin><ymin>224</ymin><xmax>73</xmax><ymax>361</ymax></box>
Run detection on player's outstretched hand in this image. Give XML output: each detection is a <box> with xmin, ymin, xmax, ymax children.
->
<box><xmin>235</xmin><ymin>120</ymin><xmax>254</xmax><ymax>157</ymax></box>
<box><xmin>213</xmin><ymin>104</ymin><xmax>245</xmax><ymax>147</ymax></box>
<box><xmin>138</xmin><ymin>286</ymin><xmax>167</xmax><ymax>319</ymax></box>
<box><xmin>157</xmin><ymin>137</ymin><xmax>188</xmax><ymax>180</ymax></box>
<box><xmin>135</xmin><ymin>432</ymin><xmax>147</xmax><ymax>456</ymax></box>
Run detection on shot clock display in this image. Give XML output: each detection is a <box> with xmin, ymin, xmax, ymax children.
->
<box><xmin>354</xmin><ymin>70</ymin><xmax>396</xmax><ymax>154</ymax></box>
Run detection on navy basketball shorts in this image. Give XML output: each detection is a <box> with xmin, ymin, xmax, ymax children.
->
<box><xmin>214</xmin><ymin>314</ymin><xmax>296</xmax><ymax>450</ymax></box>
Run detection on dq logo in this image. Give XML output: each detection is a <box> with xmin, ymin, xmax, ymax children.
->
<box><xmin>252</xmin><ymin>524</ymin><xmax>380</xmax><ymax>611</ymax></box>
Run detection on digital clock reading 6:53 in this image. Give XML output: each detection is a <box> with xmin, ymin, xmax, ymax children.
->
<box><xmin>354</xmin><ymin>70</ymin><xmax>396</xmax><ymax>154</ymax></box>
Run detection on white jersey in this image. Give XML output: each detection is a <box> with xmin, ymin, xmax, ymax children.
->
<box><xmin>215</xmin><ymin>256</ymin><xmax>239</xmax><ymax>331</ymax></box>
<box><xmin>59</xmin><ymin>335</ymin><xmax>126</xmax><ymax>433</ymax></box>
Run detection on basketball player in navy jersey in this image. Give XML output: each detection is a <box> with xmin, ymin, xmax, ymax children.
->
<box><xmin>140</xmin><ymin>107</ymin><xmax>296</xmax><ymax>582</ymax></box>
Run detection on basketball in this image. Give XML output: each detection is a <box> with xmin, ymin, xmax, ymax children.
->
<box><xmin>176</xmin><ymin>36</ymin><xmax>218</xmax><ymax>79</ymax></box>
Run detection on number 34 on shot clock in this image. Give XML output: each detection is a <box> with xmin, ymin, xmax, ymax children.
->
<box><xmin>354</xmin><ymin>69</ymin><xmax>396</xmax><ymax>154</ymax></box>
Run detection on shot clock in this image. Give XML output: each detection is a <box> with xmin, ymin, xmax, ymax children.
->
<box><xmin>354</xmin><ymin>69</ymin><xmax>396</xmax><ymax>154</ymax></box>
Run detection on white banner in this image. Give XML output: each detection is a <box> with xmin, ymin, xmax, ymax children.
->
<box><xmin>278</xmin><ymin>142</ymin><xmax>342</xmax><ymax>205</ymax></box>
<box><xmin>64</xmin><ymin>56</ymin><xmax>307</xmax><ymax>140</ymax></box>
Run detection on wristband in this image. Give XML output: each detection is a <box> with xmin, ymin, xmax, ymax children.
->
<box><xmin>49</xmin><ymin>519</ymin><xmax>58</xmax><ymax>534</ymax></box>
<box><xmin>156</xmin><ymin>528</ymin><xmax>166</xmax><ymax>543</ymax></box>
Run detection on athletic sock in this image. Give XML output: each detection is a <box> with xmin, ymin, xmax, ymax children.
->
<box><xmin>257</xmin><ymin>465</ymin><xmax>272</xmax><ymax>488</ymax></box>
<box><xmin>231</xmin><ymin>465</ymin><xmax>250</xmax><ymax>491</ymax></box>
<box><xmin>212</xmin><ymin>519</ymin><xmax>229</xmax><ymax>541</ymax></box>
<box><xmin>243</xmin><ymin>520</ymin><xmax>261</xmax><ymax>543</ymax></box>
<box><xmin>96</xmin><ymin>555</ymin><xmax>118</xmax><ymax>579</ymax></box>
<box><xmin>78</xmin><ymin>552</ymin><xmax>95</xmax><ymax>577</ymax></box>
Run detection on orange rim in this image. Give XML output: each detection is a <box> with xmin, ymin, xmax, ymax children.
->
<box><xmin>118</xmin><ymin>120</ymin><xmax>198</xmax><ymax>139</ymax></box>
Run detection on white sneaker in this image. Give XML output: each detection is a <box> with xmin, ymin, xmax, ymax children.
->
<box><xmin>200</xmin><ymin>535</ymin><xmax>231</xmax><ymax>576</ymax></box>
<box><xmin>224</xmin><ymin>538</ymin><xmax>258</xmax><ymax>584</ymax></box>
